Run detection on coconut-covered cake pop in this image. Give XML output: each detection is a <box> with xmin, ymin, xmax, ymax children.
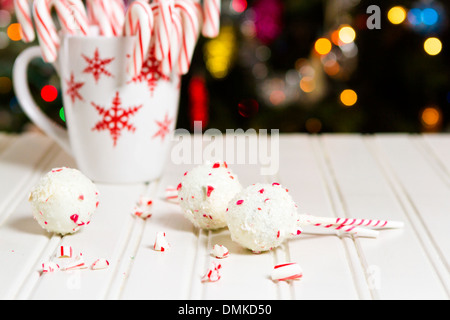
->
<box><xmin>225</xmin><ymin>183</ymin><xmax>300</xmax><ymax>252</ymax></box>
<box><xmin>29</xmin><ymin>167</ymin><xmax>100</xmax><ymax>235</ymax></box>
<box><xmin>178</xmin><ymin>161</ymin><xmax>243</xmax><ymax>230</ymax></box>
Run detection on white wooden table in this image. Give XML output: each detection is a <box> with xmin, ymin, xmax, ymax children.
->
<box><xmin>0</xmin><ymin>132</ymin><xmax>449</xmax><ymax>300</ymax></box>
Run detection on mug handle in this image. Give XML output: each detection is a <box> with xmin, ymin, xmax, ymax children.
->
<box><xmin>13</xmin><ymin>46</ymin><xmax>72</xmax><ymax>155</ymax></box>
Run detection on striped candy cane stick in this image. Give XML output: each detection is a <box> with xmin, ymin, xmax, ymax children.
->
<box><xmin>202</xmin><ymin>0</ymin><xmax>220</xmax><ymax>38</ymax></box>
<box><xmin>14</xmin><ymin>0</ymin><xmax>35</xmax><ymax>42</ymax></box>
<box><xmin>87</xmin><ymin>0</ymin><xmax>113</xmax><ymax>36</ymax></box>
<box><xmin>175</xmin><ymin>0</ymin><xmax>201</xmax><ymax>74</ymax></box>
<box><xmin>124</xmin><ymin>0</ymin><xmax>154</xmax><ymax>79</ymax></box>
<box><xmin>161</xmin><ymin>8</ymin><xmax>182</xmax><ymax>75</ymax></box>
<box><xmin>54</xmin><ymin>0</ymin><xmax>89</xmax><ymax>36</ymax></box>
<box><xmin>154</xmin><ymin>0</ymin><xmax>174</xmax><ymax>61</ymax></box>
<box><xmin>298</xmin><ymin>214</ymin><xmax>404</xmax><ymax>230</ymax></box>
<box><xmin>33</xmin><ymin>0</ymin><xmax>89</xmax><ymax>62</ymax></box>
<box><xmin>33</xmin><ymin>0</ymin><xmax>59</xmax><ymax>62</ymax></box>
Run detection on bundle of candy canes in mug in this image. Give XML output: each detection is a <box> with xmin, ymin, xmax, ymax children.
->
<box><xmin>14</xmin><ymin>0</ymin><xmax>220</xmax><ymax>78</ymax></box>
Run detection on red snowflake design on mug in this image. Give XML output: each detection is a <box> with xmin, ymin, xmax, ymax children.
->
<box><xmin>91</xmin><ymin>91</ymin><xmax>142</xmax><ymax>147</ymax></box>
<box><xmin>82</xmin><ymin>48</ymin><xmax>115</xmax><ymax>83</ymax></box>
<box><xmin>128</xmin><ymin>47</ymin><xmax>170</xmax><ymax>96</ymax></box>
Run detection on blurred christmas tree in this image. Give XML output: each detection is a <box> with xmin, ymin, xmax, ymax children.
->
<box><xmin>0</xmin><ymin>0</ymin><xmax>449</xmax><ymax>133</ymax></box>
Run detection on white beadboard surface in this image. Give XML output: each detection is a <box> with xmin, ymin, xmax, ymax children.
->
<box><xmin>0</xmin><ymin>132</ymin><xmax>449</xmax><ymax>300</ymax></box>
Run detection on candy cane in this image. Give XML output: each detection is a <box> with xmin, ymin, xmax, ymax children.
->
<box><xmin>124</xmin><ymin>0</ymin><xmax>154</xmax><ymax>78</ymax></box>
<box><xmin>202</xmin><ymin>0</ymin><xmax>220</xmax><ymax>38</ymax></box>
<box><xmin>33</xmin><ymin>0</ymin><xmax>89</xmax><ymax>62</ymax></box>
<box><xmin>175</xmin><ymin>0</ymin><xmax>201</xmax><ymax>74</ymax></box>
<box><xmin>14</xmin><ymin>0</ymin><xmax>35</xmax><ymax>42</ymax></box>
<box><xmin>86</xmin><ymin>0</ymin><xmax>112</xmax><ymax>36</ymax></box>
<box><xmin>55</xmin><ymin>0</ymin><xmax>89</xmax><ymax>36</ymax></box>
<box><xmin>298</xmin><ymin>214</ymin><xmax>404</xmax><ymax>230</ymax></box>
<box><xmin>33</xmin><ymin>0</ymin><xmax>59</xmax><ymax>62</ymax></box>
<box><xmin>154</xmin><ymin>0</ymin><xmax>174</xmax><ymax>61</ymax></box>
<box><xmin>161</xmin><ymin>8</ymin><xmax>182</xmax><ymax>75</ymax></box>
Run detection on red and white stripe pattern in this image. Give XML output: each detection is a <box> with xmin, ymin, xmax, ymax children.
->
<box><xmin>14</xmin><ymin>0</ymin><xmax>35</xmax><ymax>42</ymax></box>
<box><xmin>87</xmin><ymin>0</ymin><xmax>124</xmax><ymax>36</ymax></box>
<box><xmin>175</xmin><ymin>0</ymin><xmax>201</xmax><ymax>75</ymax></box>
<box><xmin>124</xmin><ymin>0</ymin><xmax>154</xmax><ymax>79</ymax></box>
<box><xmin>271</xmin><ymin>263</ymin><xmax>303</xmax><ymax>281</ymax></box>
<box><xmin>33</xmin><ymin>0</ymin><xmax>89</xmax><ymax>62</ymax></box>
<box><xmin>161</xmin><ymin>6</ymin><xmax>182</xmax><ymax>75</ymax></box>
<box><xmin>297</xmin><ymin>214</ymin><xmax>404</xmax><ymax>238</ymax></box>
<box><xmin>334</xmin><ymin>217</ymin><xmax>404</xmax><ymax>229</ymax></box>
<box><xmin>64</xmin><ymin>253</ymin><xmax>87</xmax><ymax>271</ymax></box>
<box><xmin>154</xmin><ymin>0</ymin><xmax>174</xmax><ymax>61</ymax></box>
<box><xmin>57</xmin><ymin>245</ymin><xmax>73</xmax><ymax>258</ymax></box>
<box><xmin>202</xmin><ymin>0</ymin><xmax>220</xmax><ymax>38</ymax></box>
<box><xmin>165</xmin><ymin>185</ymin><xmax>179</xmax><ymax>203</ymax></box>
<box><xmin>33</xmin><ymin>0</ymin><xmax>59</xmax><ymax>62</ymax></box>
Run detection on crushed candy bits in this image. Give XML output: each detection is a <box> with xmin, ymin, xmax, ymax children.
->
<box><xmin>212</xmin><ymin>244</ymin><xmax>229</xmax><ymax>259</ymax></box>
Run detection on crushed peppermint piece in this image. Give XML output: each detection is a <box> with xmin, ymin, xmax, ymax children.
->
<box><xmin>154</xmin><ymin>231</ymin><xmax>170</xmax><ymax>252</ymax></box>
<box><xmin>212</xmin><ymin>244</ymin><xmax>229</xmax><ymax>259</ymax></box>
<box><xmin>201</xmin><ymin>261</ymin><xmax>222</xmax><ymax>282</ymax></box>
<box><xmin>57</xmin><ymin>245</ymin><xmax>73</xmax><ymax>258</ymax></box>
<box><xmin>91</xmin><ymin>258</ymin><xmax>110</xmax><ymax>270</ymax></box>
<box><xmin>42</xmin><ymin>261</ymin><xmax>60</xmax><ymax>273</ymax></box>
<box><xmin>271</xmin><ymin>262</ymin><xmax>303</xmax><ymax>281</ymax></box>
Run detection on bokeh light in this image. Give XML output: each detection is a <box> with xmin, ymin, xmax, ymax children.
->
<box><xmin>231</xmin><ymin>0</ymin><xmax>247</xmax><ymax>13</ymax></box>
<box><xmin>59</xmin><ymin>108</ymin><xmax>66</xmax><ymax>122</ymax></box>
<box><xmin>388</xmin><ymin>6</ymin><xmax>407</xmax><ymax>25</ymax></box>
<box><xmin>299</xmin><ymin>76</ymin><xmax>316</xmax><ymax>93</ymax></box>
<box><xmin>421</xmin><ymin>106</ymin><xmax>441</xmax><ymax>127</ymax></box>
<box><xmin>424</xmin><ymin>37</ymin><xmax>442</xmax><ymax>56</ymax></box>
<box><xmin>41</xmin><ymin>85</ymin><xmax>58</xmax><ymax>102</ymax></box>
<box><xmin>7</xmin><ymin>23</ymin><xmax>22</xmax><ymax>41</ymax></box>
<box><xmin>0</xmin><ymin>77</ymin><xmax>12</xmax><ymax>94</ymax></box>
<box><xmin>314</xmin><ymin>38</ymin><xmax>332</xmax><ymax>55</ymax></box>
<box><xmin>340</xmin><ymin>89</ymin><xmax>358</xmax><ymax>107</ymax></box>
<box><xmin>421</xmin><ymin>8</ymin><xmax>439</xmax><ymax>26</ymax></box>
<box><xmin>338</xmin><ymin>25</ymin><xmax>356</xmax><ymax>44</ymax></box>
<box><xmin>407</xmin><ymin>8</ymin><xmax>422</xmax><ymax>26</ymax></box>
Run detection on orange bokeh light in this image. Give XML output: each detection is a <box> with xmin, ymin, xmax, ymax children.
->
<box><xmin>7</xmin><ymin>23</ymin><xmax>22</xmax><ymax>41</ymax></box>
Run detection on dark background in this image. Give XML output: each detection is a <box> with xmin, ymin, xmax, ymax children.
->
<box><xmin>0</xmin><ymin>0</ymin><xmax>449</xmax><ymax>133</ymax></box>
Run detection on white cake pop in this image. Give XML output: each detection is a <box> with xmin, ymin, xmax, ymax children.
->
<box><xmin>29</xmin><ymin>167</ymin><xmax>100</xmax><ymax>235</ymax></box>
<box><xmin>225</xmin><ymin>183</ymin><xmax>299</xmax><ymax>252</ymax></box>
<box><xmin>178</xmin><ymin>161</ymin><xmax>243</xmax><ymax>229</ymax></box>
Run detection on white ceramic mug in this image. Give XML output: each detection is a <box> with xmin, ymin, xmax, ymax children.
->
<box><xmin>13</xmin><ymin>36</ymin><xmax>180</xmax><ymax>184</ymax></box>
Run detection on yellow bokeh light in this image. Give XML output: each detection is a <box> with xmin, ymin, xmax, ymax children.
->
<box><xmin>388</xmin><ymin>6</ymin><xmax>407</xmax><ymax>24</ymax></box>
<box><xmin>424</xmin><ymin>37</ymin><xmax>442</xmax><ymax>56</ymax></box>
<box><xmin>299</xmin><ymin>76</ymin><xmax>316</xmax><ymax>93</ymax></box>
<box><xmin>338</xmin><ymin>25</ymin><xmax>356</xmax><ymax>44</ymax></box>
<box><xmin>421</xmin><ymin>107</ymin><xmax>440</xmax><ymax>127</ymax></box>
<box><xmin>7</xmin><ymin>23</ymin><xmax>22</xmax><ymax>41</ymax></box>
<box><xmin>340</xmin><ymin>89</ymin><xmax>358</xmax><ymax>107</ymax></box>
<box><xmin>314</xmin><ymin>38</ymin><xmax>332</xmax><ymax>55</ymax></box>
<box><xmin>0</xmin><ymin>77</ymin><xmax>12</xmax><ymax>94</ymax></box>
